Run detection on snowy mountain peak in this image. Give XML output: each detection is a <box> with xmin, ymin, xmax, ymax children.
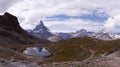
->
<box><xmin>72</xmin><ymin>29</ymin><xmax>89</xmax><ymax>38</ymax></box>
<box><xmin>95</xmin><ymin>33</ymin><xmax>113</xmax><ymax>40</ymax></box>
<box><xmin>33</xmin><ymin>20</ymin><xmax>49</xmax><ymax>32</ymax></box>
<box><xmin>39</xmin><ymin>20</ymin><xmax>44</xmax><ymax>26</ymax></box>
<box><xmin>76</xmin><ymin>29</ymin><xmax>87</xmax><ymax>33</ymax></box>
<box><xmin>28</xmin><ymin>20</ymin><xmax>53</xmax><ymax>39</ymax></box>
<box><xmin>97</xmin><ymin>29</ymin><xmax>107</xmax><ymax>34</ymax></box>
<box><xmin>92</xmin><ymin>29</ymin><xmax>120</xmax><ymax>40</ymax></box>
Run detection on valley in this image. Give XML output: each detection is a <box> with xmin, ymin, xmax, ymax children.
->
<box><xmin>0</xmin><ymin>12</ymin><xmax>120</xmax><ymax>67</ymax></box>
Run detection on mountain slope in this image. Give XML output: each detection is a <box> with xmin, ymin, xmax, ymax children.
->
<box><xmin>94</xmin><ymin>32</ymin><xmax>113</xmax><ymax>40</ymax></box>
<box><xmin>0</xmin><ymin>12</ymin><xmax>44</xmax><ymax>45</ymax></box>
<box><xmin>72</xmin><ymin>29</ymin><xmax>89</xmax><ymax>37</ymax></box>
<box><xmin>92</xmin><ymin>30</ymin><xmax>120</xmax><ymax>40</ymax></box>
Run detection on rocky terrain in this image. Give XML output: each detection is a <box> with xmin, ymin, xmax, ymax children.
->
<box><xmin>0</xmin><ymin>54</ymin><xmax>120</xmax><ymax>67</ymax></box>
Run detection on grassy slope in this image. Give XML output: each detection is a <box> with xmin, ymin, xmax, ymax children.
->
<box><xmin>44</xmin><ymin>37</ymin><xmax>120</xmax><ymax>62</ymax></box>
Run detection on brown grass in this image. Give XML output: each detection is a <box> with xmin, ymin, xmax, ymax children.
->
<box><xmin>43</xmin><ymin>37</ymin><xmax>120</xmax><ymax>62</ymax></box>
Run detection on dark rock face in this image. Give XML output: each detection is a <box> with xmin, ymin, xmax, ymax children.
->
<box><xmin>0</xmin><ymin>12</ymin><xmax>25</xmax><ymax>34</ymax></box>
<box><xmin>0</xmin><ymin>12</ymin><xmax>44</xmax><ymax>44</ymax></box>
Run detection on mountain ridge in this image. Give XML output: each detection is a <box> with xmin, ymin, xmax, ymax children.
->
<box><xmin>55</xmin><ymin>29</ymin><xmax>120</xmax><ymax>40</ymax></box>
<box><xmin>28</xmin><ymin>21</ymin><xmax>120</xmax><ymax>40</ymax></box>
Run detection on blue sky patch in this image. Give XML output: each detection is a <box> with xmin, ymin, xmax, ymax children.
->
<box><xmin>46</xmin><ymin>10</ymin><xmax>109</xmax><ymax>22</ymax></box>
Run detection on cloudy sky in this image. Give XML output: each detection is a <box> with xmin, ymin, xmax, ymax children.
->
<box><xmin>0</xmin><ymin>0</ymin><xmax>120</xmax><ymax>32</ymax></box>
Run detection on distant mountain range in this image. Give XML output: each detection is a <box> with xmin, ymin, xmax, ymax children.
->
<box><xmin>56</xmin><ymin>29</ymin><xmax>120</xmax><ymax>40</ymax></box>
<box><xmin>28</xmin><ymin>21</ymin><xmax>120</xmax><ymax>41</ymax></box>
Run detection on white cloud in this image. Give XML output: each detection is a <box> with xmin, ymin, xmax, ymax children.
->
<box><xmin>0</xmin><ymin>0</ymin><xmax>22</xmax><ymax>13</ymax></box>
<box><xmin>104</xmin><ymin>15</ymin><xmax>120</xmax><ymax>32</ymax></box>
<box><xmin>0</xmin><ymin>0</ymin><xmax>120</xmax><ymax>32</ymax></box>
<box><xmin>44</xmin><ymin>19</ymin><xmax>103</xmax><ymax>32</ymax></box>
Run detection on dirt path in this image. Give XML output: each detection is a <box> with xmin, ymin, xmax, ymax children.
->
<box><xmin>80</xmin><ymin>45</ymin><xmax>95</xmax><ymax>59</ymax></box>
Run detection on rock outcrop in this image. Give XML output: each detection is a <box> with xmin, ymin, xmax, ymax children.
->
<box><xmin>0</xmin><ymin>12</ymin><xmax>25</xmax><ymax>34</ymax></box>
<box><xmin>0</xmin><ymin>12</ymin><xmax>43</xmax><ymax>45</ymax></box>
